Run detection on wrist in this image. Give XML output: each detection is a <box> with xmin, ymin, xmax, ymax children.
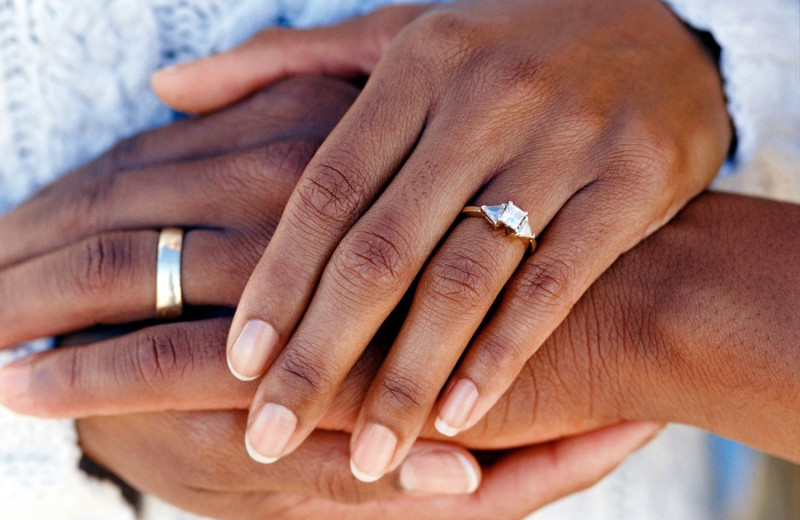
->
<box><xmin>605</xmin><ymin>193</ymin><xmax>800</xmax><ymax>460</ymax></box>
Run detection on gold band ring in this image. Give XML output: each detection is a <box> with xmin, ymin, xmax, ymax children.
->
<box><xmin>156</xmin><ymin>227</ymin><xmax>184</xmax><ymax>319</ymax></box>
<box><xmin>461</xmin><ymin>201</ymin><xmax>537</xmax><ymax>251</ymax></box>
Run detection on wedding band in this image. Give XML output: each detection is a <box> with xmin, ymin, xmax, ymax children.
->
<box><xmin>156</xmin><ymin>227</ymin><xmax>184</xmax><ymax>319</ymax></box>
<box><xmin>461</xmin><ymin>201</ymin><xmax>537</xmax><ymax>251</ymax></box>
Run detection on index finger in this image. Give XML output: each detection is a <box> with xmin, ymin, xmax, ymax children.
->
<box><xmin>225</xmin><ymin>52</ymin><xmax>432</xmax><ymax>380</ymax></box>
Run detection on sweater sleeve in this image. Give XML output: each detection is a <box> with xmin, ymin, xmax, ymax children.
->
<box><xmin>660</xmin><ymin>0</ymin><xmax>800</xmax><ymax>174</ymax></box>
<box><xmin>0</xmin><ymin>341</ymin><xmax>138</xmax><ymax>520</ymax></box>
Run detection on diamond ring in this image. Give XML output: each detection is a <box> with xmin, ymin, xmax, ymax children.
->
<box><xmin>461</xmin><ymin>201</ymin><xmax>537</xmax><ymax>251</ymax></box>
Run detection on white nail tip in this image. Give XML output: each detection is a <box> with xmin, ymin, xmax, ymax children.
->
<box><xmin>245</xmin><ymin>434</ymin><xmax>279</xmax><ymax>464</ymax></box>
<box><xmin>454</xmin><ymin>453</ymin><xmax>480</xmax><ymax>493</ymax></box>
<box><xmin>227</xmin><ymin>355</ymin><xmax>260</xmax><ymax>382</ymax></box>
<box><xmin>434</xmin><ymin>417</ymin><xmax>460</xmax><ymax>437</ymax></box>
<box><xmin>350</xmin><ymin>459</ymin><xmax>381</xmax><ymax>483</ymax></box>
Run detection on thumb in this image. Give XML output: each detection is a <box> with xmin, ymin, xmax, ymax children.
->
<box><xmin>151</xmin><ymin>4</ymin><xmax>430</xmax><ymax>114</ymax></box>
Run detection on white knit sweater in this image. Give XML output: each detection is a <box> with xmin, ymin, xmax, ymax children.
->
<box><xmin>0</xmin><ymin>1</ymin><xmax>797</xmax><ymax>519</ymax></box>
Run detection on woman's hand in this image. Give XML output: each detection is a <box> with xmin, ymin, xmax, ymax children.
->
<box><xmin>155</xmin><ymin>0</ymin><xmax>731</xmax><ymax>480</ymax></box>
<box><xmin>0</xmin><ymin>76</ymin><xmax>357</xmax><ymax>347</ymax></box>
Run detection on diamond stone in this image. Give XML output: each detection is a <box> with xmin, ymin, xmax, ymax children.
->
<box><xmin>498</xmin><ymin>201</ymin><xmax>527</xmax><ymax>231</ymax></box>
<box><xmin>516</xmin><ymin>217</ymin><xmax>534</xmax><ymax>239</ymax></box>
<box><xmin>481</xmin><ymin>204</ymin><xmax>506</xmax><ymax>226</ymax></box>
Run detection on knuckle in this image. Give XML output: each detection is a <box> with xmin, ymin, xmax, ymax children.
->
<box><xmin>127</xmin><ymin>328</ymin><xmax>193</xmax><ymax>392</ymax></box>
<box><xmin>480</xmin><ymin>54</ymin><xmax>549</xmax><ymax>107</ymax></box>
<box><xmin>610</xmin><ymin>118</ymin><xmax>682</xmax><ymax>189</ymax></box>
<box><xmin>514</xmin><ymin>255</ymin><xmax>574</xmax><ymax>314</ymax></box>
<box><xmin>37</xmin><ymin>348</ymin><xmax>85</xmax><ymax>415</ymax></box>
<box><xmin>376</xmin><ymin>368</ymin><xmax>429</xmax><ymax>416</ymax></box>
<box><xmin>556</xmin><ymin>104</ymin><xmax>610</xmax><ymax>147</ymax></box>
<box><xmin>423</xmin><ymin>250</ymin><xmax>497</xmax><ymax>312</ymax></box>
<box><xmin>292</xmin><ymin>155</ymin><xmax>369</xmax><ymax>230</ymax></box>
<box><xmin>410</xmin><ymin>10</ymin><xmax>482</xmax><ymax>65</ymax></box>
<box><xmin>65</xmin><ymin>233</ymin><xmax>134</xmax><ymax>300</ymax></box>
<box><xmin>69</xmin><ymin>168</ymin><xmax>120</xmax><ymax>228</ymax></box>
<box><xmin>260</xmin><ymin>140</ymin><xmax>318</xmax><ymax>182</ymax></box>
<box><xmin>313</xmin><ymin>458</ymin><xmax>369</xmax><ymax>504</ymax></box>
<box><xmin>332</xmin><ymin>218</ymin><xmax>414</xmax><ymax>295</ymax></box>
<box><xmin>107</xmin><ymin>134</ymin><xmax>145</xmax><ymax>172</ymax></box>
<box><xmin>203</xmin><ymin>141</ymin><xmax>313</xmax><ymax>202</ymax></box>
<box><xmin>474</xmin><ymin>331</ymin><xmax>529</xmax><ymax>374</ymax></box>
<box><xmin>29</xmin><ymin>348</ymin><xmax>95</xmax><ymax>417</ymax></box>
<box><xmin>277</xmin><ymin>343</ymin><xmax>336</xmax><ymax>402</ymax></box>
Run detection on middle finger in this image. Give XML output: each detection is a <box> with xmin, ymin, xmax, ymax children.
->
<box><xmin>240</xmin><ymin>116</ymin><xmax>500</xmax><ymax>466</ymax></box>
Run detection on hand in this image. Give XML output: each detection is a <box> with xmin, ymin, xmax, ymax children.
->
<box><xmin>154</xmin><ymin>0</ymin><xmax>732</xmax><ymax>480</ymax></box>
<box><xmin>0</xmin><ymin>76</ymin><xmax>509</xmax><ymax>512</ymax></box>
<box><xmin>0</xmin><ymin>76</ymin><xmax>357</xmax><ymax>347</ymax></box>
<box><xmin>77</xmin><ymin>408</ymin><xmax>659</xmax><ymax>520</ymax></box>
<box><xmin>6</xmin><ymin>192</ymin><xmax>799</xmax><ymax>462</ymax></box>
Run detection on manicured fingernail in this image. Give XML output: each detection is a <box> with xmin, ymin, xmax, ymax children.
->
<box><xmin>435</xmin><ymin>379</ymin><xmax>479</xmax><ymax>437</ymax></box>
<box><xmin>0</xmin><ymin>361</ymin><xmax>31</xmax><ymax>408</ymax></box>
<box><xmin>350</xmin><ymin>423</ymin><xmax>397</xmax><ymax>483</ymax></box>
<box><xmin>228</xmin><ymin>320</ymin><xmax>279</xmax><ymax>381</ymax></box>
<box><xmin>245</xmin><ymin>403</ymin><xmax>297</xmax><ymax>464</ymax></box>
<box><xmin>400</xmin><ymin>450</ymin><xmax>479</xmax><ymax>494</ymax></box>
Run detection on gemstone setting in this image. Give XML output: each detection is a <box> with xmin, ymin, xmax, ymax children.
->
<box><xmin>462</xmin><ymin>201</ymin><xmax>537</xmax><ymax>251</ymax></box>
<box><xmin>480</xmin><ymin>201</ymin><xmax>535</xmax><ymax>239</ymax></box>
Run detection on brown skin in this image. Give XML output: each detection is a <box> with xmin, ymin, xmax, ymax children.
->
<box><xmin>20</xmin><ymin>192</ymin><xmax>798</xmax><ymax>456</ymax></box>
<box><xmin>0</xmin><ymin>76</ymin><xmax>663</xmax><ymax>520</ymax></box>
<box><xmin>157</xmin><ymin>0</ymin><xmax>732</xmax><ymax>475</ymax></box>
<box><xmin>75</xmin><ymin>411</ymin><xmax>660</xmax><ymax>519</ymax></box>
<box><xmin>0</xmin><ymin>77</ymin><xmax>796</xmax><ymax>519</ymax></box>
<box><xmin>67</xmin><ymin>192</ymin><xmax>800</xmax><ymax>519</ymax></box>
<box><xmin>0</xmin><ymin>76</ymin><xmax>358</xmax><ymax>344</ymax></box>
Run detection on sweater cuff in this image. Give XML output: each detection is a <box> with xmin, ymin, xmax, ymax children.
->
<box><xmin>660</xmin><ymin>0</ymin><xmax>800</xmax><ymax>175</ymax></box>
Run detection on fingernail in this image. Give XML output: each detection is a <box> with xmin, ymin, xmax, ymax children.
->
<box><xmin>435</xmin><ymin>379</ymin><xmax>479</xmax><ymax>437</ymax></box>
<box><xmin>350</xmin><ymin>423</ymin><xmax>397</xmax><ymax>483</ymax></box>
<box><xmin>245</xmin><ymin>403</ymin><xmax>297</xmax><ymax>464</ymax></box>
<box><xmin>400</xmin><ymin>449</ymin><xmax>480</xmax><ymax>494</ymax></box>
<box><xmin>0</xmin><ymin>361</ymin><xmax>31</xmax><ymax>408</ymax></box>
<box><xmin>228</xmin><ymin>320</ymin><xmax>279</xmax><ymax>381</ymax></box>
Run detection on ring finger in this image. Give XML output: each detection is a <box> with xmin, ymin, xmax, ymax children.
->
<box><xmin>0</xmin><ymin>227</ymin><xmax>265</xmax><ymax>348</ymax></box>
<box><xmin>348</xmin><ymin>160</ymin><xmax>590</xmax><ymax>481</ymax></box>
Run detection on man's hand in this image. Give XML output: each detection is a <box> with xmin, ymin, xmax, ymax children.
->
<box><xmin>0</xmin><ymin>76</ymin><xmax>357</xmax><ymax>347</ymax></box>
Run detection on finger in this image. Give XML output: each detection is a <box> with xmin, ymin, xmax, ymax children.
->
<box><xmin>239</xmin><ymin>119</ymin><xmax>506</xmax><ymax>469</ymax></box>
<box><xmin>0</xmin><ymin>317</ymin><xmax>373</xmax><ymax>426</ymax></box>
<box><xmin>347</xmin><ymin>162</ymin><xmax>586</xmax><ymax>479</ymax></box>
<box><xmin>0</xmin><ymin>77</ymin><xmax>355</xmax><ymax>269</ymax></box>
<box><xmin>225</xmin><ymin>51</ymin><xmax>434</xmax><ymax>380</ymax></box>
<box><xmin>151</xmin><ymin>5</ymin><xmax>429</xmax><ymax>113</ymax></box>
<box><xmin>297</xmin><ymin>421</ymin><xmax>662</xmax><ymax>520</ymax></box>
<box><xmin>440</xmin><ymin>179</ymin><xmax>661</xmax><ymax>434</ymax></box>
<box><xmin>0</xmin><ymin>228</ymin><xmax>265</xmax><ymax>347</ymax></box>
<box><xmin>464</xmin><ymin>421</ymin><xmax>664</xmax><ymax>518</ymax></box>
<box><xmin>0</xmin><ymin>144</ymin><xmax>298</xmax><ymax>270</ymax></box>
<box><xmin>0</xmin><ymin>319</ymin><xmax>246</xmax><ymax>418</ymax></box>
<box><xmin>79</xmin><ymin>411</ymin><xmax>480</xmax><ymax>518</ymax></box>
